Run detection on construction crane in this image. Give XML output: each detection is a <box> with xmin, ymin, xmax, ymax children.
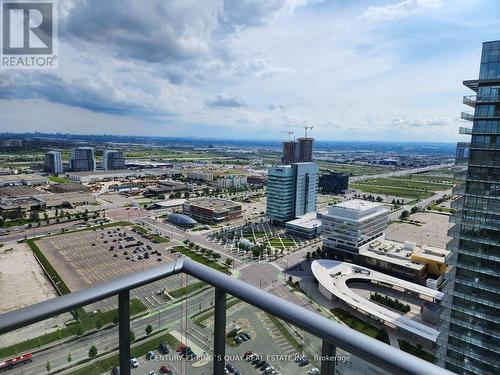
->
<box><xmin>287</xmin><ymin>125</ymin><xmax>314</xmax><ymax>138</ymax></box>
<box><xmin>280</xmin><ymin>130</ymin><xmax>295</xmax><ymax>141</ymax></box>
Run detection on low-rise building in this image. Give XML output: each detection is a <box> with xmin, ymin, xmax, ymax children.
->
<box><xmin>285</xmin><ymin>212</ymin><xmax>321</xmax><ymax>239</ymax></box>
<box><xmin>65</xmin><ymin>169</ymin><xmax>142</xmax><ymax>183</ymax></box>
<box><xmin>0</xmin><ymin>174</ymin><xmax>49</xmax><ymax>186</ymax></box>
<box><xmin>182</xmin><ymin>198</ymin><xmax>242</xmax><ymax>223</ymax></box>
<box><xmin>34</xmin><ymin>192</ymin><xmax>96</xmax><ymax>208</ymax></box>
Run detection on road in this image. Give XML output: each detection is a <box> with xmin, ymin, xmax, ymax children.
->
<box><xmin>349</xmin><ymin>163</ymin><xmax>454</xmax><ymax>183</ymax></box>
<box><xmin>0</xmin><ymin>219</ymin><xmax>100</xmax><ymax>242</ymax></box>
<box><xmin>388</xmin><ymin>188</ymin><xmax>453</xmax><ymax>221</ymax></box>
<box><xmin>5</xmin><ymin>290</ymin><xmax>215</xmax><ymax>375</ymax></box>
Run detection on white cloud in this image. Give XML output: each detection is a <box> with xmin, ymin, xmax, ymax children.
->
<box><xmin>362</xmin><ymin>0</ymin><xmax>443</xmax><ymax>21</ymax></box>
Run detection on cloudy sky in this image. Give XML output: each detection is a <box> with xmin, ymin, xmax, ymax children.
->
<box><xmin>1</xmin><ymin>0</ymin><xmax>499</xmax><ymax>141</ymax></box>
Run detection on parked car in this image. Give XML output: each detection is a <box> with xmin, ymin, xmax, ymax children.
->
<box><xmin>111</xmin><ymin>367</ymin><xmax>120</xmax><ymax>375</ymax></box>
<box><xmin>159</xmin><ymin>365</ymin><xmax>173</xmax><ymax>375</ymax></box>
<box><xmin>146</xmin><ymin>351</ymin><xmax>156</xmax><ymax>360</ymax></box>
<box><xmin>308</xmin><ymin>368</ymin><xmax>319</xmax><ymax>374</ymax></box>
<box><xmin>226</xmin><ymin>363</ymin><xmax>235</xmax><ymax>372</ymax></box>
<box><xmin>130</xmin><ymin>357</ymin><xmax>139</xmax><ymax>368</ymax></box>
<box><xmin>158</xmin><ymin>342</ymin><xmax>170</xmax><ymax>354</ymax></box>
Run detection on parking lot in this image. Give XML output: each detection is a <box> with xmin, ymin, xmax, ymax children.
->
<box><xmin>36</xmin><ymin>225</ymin><xmax>195</xmax><ymax>312</ymax></box>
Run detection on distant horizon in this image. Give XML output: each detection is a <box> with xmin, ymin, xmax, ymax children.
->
<box><xmin>0</xmin><ymin>131</ymin><xmax>458</xmax><ymax>145</ymax></box>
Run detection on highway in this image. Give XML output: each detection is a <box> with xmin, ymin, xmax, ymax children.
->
<box><xmin>349</xmin><ymin>163</ymin><xmax>454</xmax><ymax>183</ymax></box>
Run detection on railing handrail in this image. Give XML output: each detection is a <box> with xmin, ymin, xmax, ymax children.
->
<box><xmin>0</xmin><ymin>257</ymin><xmax>454</xmax><ymax>375</ymax></box>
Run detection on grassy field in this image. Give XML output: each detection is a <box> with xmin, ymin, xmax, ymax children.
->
<box><xmin>331</xmin><ymin>308</ymin><xmax>389</xmax><ymax>344</ymax></box>
<box><xmin>355</xmin><ymin>178</ymin><xmax>450</xmax><ymax>191</ymax></box>
<box><xmin>350</xmin><ymin>183</ymin><xmax>433</xmax><ymax>200</ymax></box>
<box><xmin>48</xmin><ymin>176</ymin><xmax>73</xmax><ymax>184</ymax></box>
<box><xmin>317</xmin><ymin>162</ymin><xmax>390</xmax><ymax>176</ymax></box>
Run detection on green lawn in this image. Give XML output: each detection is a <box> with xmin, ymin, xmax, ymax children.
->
<box><xmin>48</xmin><ymin>176</ymin><xmax>73</xmax><ymax>184</ymax></box>
<box><xmin>350</xmin><ymin>183</ymin><xmax>433</xmax><ymax>200</ymax></box>
<box><xmin>398</xmin><ymin>340</ymin><xmax>436</xmax><ymax>363</ymax></box>
<box><xmin>331</xmin><ymin>308</ymin><xmax>390</xmax><ymax>344</ymax></box>
<box><xmin>355</xmin><ymin>178</ymin><xmax>450</xmax><ymax>191</ymax></box>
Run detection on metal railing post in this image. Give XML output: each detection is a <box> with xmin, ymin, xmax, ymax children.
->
<box><xmin>213</xmin><ymin>287</ymin><xmax>226</xmax><ymax>375</ymax></box>
<box><xmin>119</xmin><ymin>290</ymin><xmax>131</xmax><ymax>375</ymax></box>
<box><xmin>320</xmin><ymin>339</ymin><xmax>336</xmax><ymax>375</ymax></box>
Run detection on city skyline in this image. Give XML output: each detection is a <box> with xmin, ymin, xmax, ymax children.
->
<box><xmin>1</xmin><ymin>0</ymin><xmax>499</xmax><ymax>141</ymax></box>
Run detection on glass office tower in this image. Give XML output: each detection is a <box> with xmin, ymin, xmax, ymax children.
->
<box><xmin>438</xmin><ymin>41</ymin><xmax>500</xmax><ymax>375</ymax></box>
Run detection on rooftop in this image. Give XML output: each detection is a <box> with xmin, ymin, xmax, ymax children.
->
<box><xmin>187</xmin><ymin>197</ymin><xmax>241</xmax><ymax>211</ymax></box>
<box><xmin>311</xmin><ymin>260</ymin><xmax>443</xmax><ymax>342</ymax></box>
<box><xmin>285</xmin><ymin>212</ymin><xmax>321</xmax><ymax>229</ymax></box>
<box><xmin>322</xmin><ymin>199</ymin><xmax>389</xmax><ymax>221</ymax></box>
<box><xmin>66</xmin><ymin>169</ymin><xmax>133</xmax><ymax>177</ymax></box>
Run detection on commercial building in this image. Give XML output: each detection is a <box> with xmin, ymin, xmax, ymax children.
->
<box><xmin>266</xmin><ymin>162</ymin><xmax>318</xmax><ymax>225</ymax></box>
<box><xmin>182</xmin><ymin>198</ymin><xmax>242</xmax><ymax>223</ymax></box>
<box><xmin>319</xmin><ymin>171</ymin><xmax>349</xmax><ymax>194</ymax></box>
<box><xmin>70</xmin><ymin>147</ymin><xmax>95</xmax><ymax>172</ymax></box>
<box><xmin>103</xmin><ymin>150</ymin><xmax>125</xmax><ymax>170</ymax></box>
<box><xmin>319</xmin><ymin>199</ymin><xmax>389</xmax><ymax>261</ymax></box>
<box><xmin>285</xmin><ymin>212</ymin><xmax>321</xmax><ymax>239</ymax></box>
<box><xmin>0</xmin><ymin>174</ymin><xmax>49</xmax><ymax>186</ymax></box>
<box><xmin>357</xmin><ymin>239</ymin><xmax>450</xmax><ymax>286</ymax></box>
<box><xmin>34</xmin><ymin>192</ymin><xmax>96</xmax><ymax>208</ymax></box>
<box><xmin>266</xmin><ymin>165</ymin><xmax>295</xmax><ymax>224</ymax></box>
<box><xmin>65</xmin><ymin>169</ymin><xmax>142</xmax><ymax>183</ymax></box>
<box><xmin>44</xmin><ymin>151</ymin><xmax>63</xmax><ymax>174</ymax></box>
<box><xmin>438</xmin><ymin>40</ymin><xmax>500</xmax><ymax>375</ymax></box>
<box><xmin>292</xmin><ymin>162</ymin><xmax>318</xmax><ymax>217</ymax></box>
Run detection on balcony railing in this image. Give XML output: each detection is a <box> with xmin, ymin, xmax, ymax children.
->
<box><xmin>458</xmin><ymin>126</ymin><xmax>472</xmax><ymax>135</ymax></box>
<box><xmin>463</xmin><ymin>94</ymin><xmax>500</xmax><ymax>107</ymax></box>
<box><xmin>0</xmin><ymin>257</ymin><xmax>453</xmax><ymax>375</ymax></box>
<box><xmin>461</xmin><ymin>111</ymin><xmax>475</xmax><ymax>121</ymax></box>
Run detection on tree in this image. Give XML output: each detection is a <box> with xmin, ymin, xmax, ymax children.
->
<box><xmin>411</xmin><ymin>206</ymin><xmax>419</xmax><ymax>214</ymax></box>
<box><xmin>130</xmin><ymin>330</ymin><xmax>136</xmax><ymax>342</ymax></box>
<box><xmin>400</xmin><ymin>210</ymin><xmax>410</xmax><ymax>219</ymax></box>
<box><xmin>46</xmin><ymin>360</ymin><xmax>51</xmax><ymax>373</ymax></box>
<box><xmin>145</xmin><ymin>324</ymin><xmax>153</xmax><ymax>336</ymax></box>
<box><xmin>67</xmin><ymin>353</ymin><xmax>72</xmax><ymax>364</ymax></box>
<box><xmin>88</xmin><ymin>345</ymin><xmax>98</xmax><ymax>358</ymax></box>
<box><xmin>305</xmin><ymin>251</ymin><xmax>311</xmax><ymax>261</ymax></box>
<box><xmin>95</xmin><ymin>319</ymin><xmax>103</xmax><ymax>330</ymax></box>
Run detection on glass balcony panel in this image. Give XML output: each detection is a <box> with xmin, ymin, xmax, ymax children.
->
<box><xmin>0</xmin><ymin>298</ymin><xmax>119</xmax><ymax>375</ymax></box>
